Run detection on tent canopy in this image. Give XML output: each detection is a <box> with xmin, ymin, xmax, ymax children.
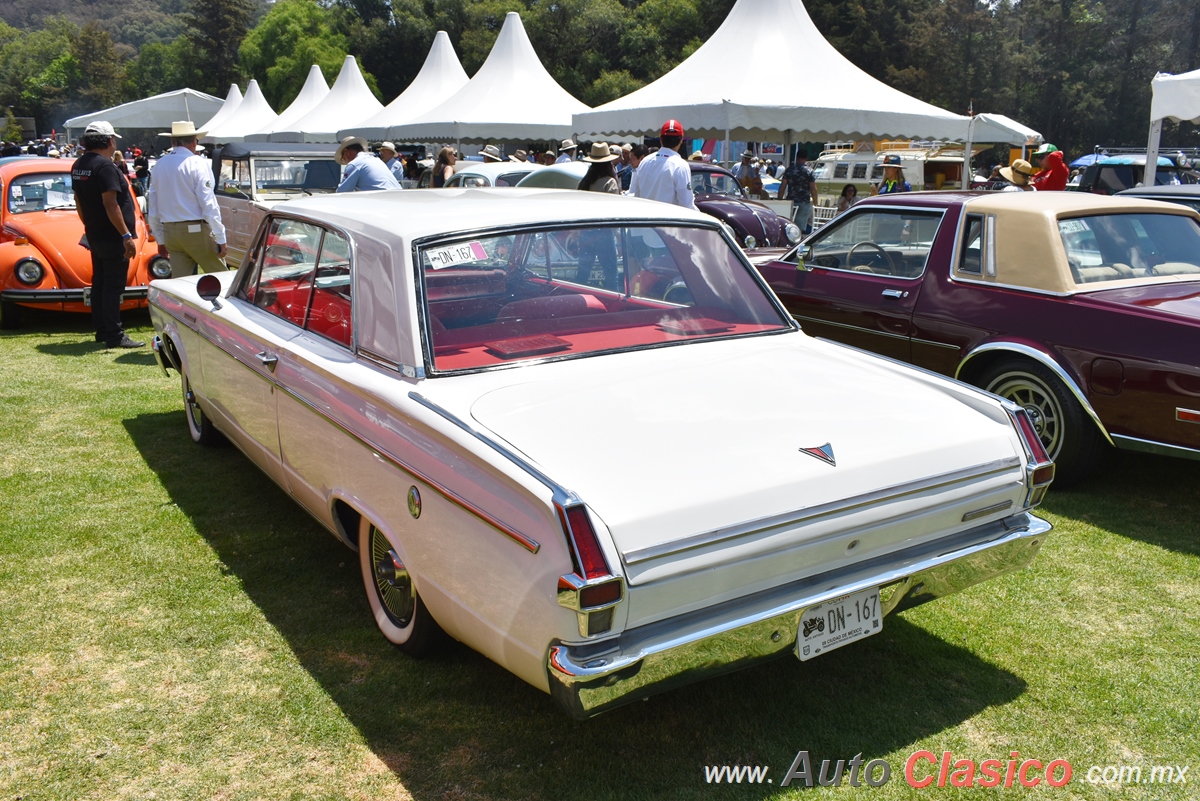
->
<box><xmin>198</xmin><ymin>84</ymin><xmax>245</xmax><ymax>133</ymax></box>
<box><xmin>64</xmin><ymin>88</ymin><xmax>223</xmax><ymax>132</ymax></box>
<box><xmin>340</xmin><ymin>31</ymin><xmax>469</xmax><ymax>141</ymax></box>
<box><xmin>203</xmin><ymin>80</ymin><xmax>277</xmax><ymax>142</ymax></box>
<box><xmin>268</xmin><ymin>56</ymin><xmax>382</xmax><ymax>143</ymax></box>
<box><xmin>387</xmin><ymin>12</ymin><xmax>589</xmax><ymax>144</ymax></box>
<box><xmin>248</xmin><ymin>66</ymin><xmax>330</xmax><ymax>141</ymax></box>
<box><xmin>1150</xmin><ymin>68</ymin><xmax>1200</xmax><ymax>123</ymax></box>
<box><xmin>1145</xmin><ymin>68</ymin><xmax>1200</xmax><ymax>184</ymax></box>
<box><xmin>574</xmin><ymin>0</ymin><xmax>1033</xmax><ymax>145</ymax></box>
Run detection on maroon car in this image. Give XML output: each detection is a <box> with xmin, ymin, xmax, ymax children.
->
<box><xmin>756</xmin><ymin>191</ymin><xmax>1200</xmax><ymax>484</ymax></box>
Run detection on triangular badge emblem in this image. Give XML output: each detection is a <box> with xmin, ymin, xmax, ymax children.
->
<box><xmin>800</xmin><ymin>443</ymin><xmax>836</xmax><ymax>466</ymax></box>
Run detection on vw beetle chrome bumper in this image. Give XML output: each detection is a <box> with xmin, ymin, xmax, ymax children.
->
<box><xmin>547</xmin><ymin>512</ymin><xmax>1051</xmax><ymax>719</ymax></box>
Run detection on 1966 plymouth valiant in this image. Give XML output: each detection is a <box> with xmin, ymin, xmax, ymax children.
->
<box><xmin>148</xmin><ymin>189</ymin><xmax>1053</xmax><ymax>718</ymax></box>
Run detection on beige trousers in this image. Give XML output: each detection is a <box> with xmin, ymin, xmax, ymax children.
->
<box><xmin>161</xmin><ymin>220</ymin><xmax>227</xmax><ymax>278</ymax></box>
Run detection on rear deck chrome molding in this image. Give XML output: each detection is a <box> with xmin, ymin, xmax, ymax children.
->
<box><xmin>624</xmin><ymin>457</ymin><xmax>1021</xmax><ymax>566</ymax></box>
<box><xmin>409</xmin><ymin>391</ymin><xmax>581</xmax><ymax>508</ymax></box>
<box><xmin>547</xmin><ymin>513</ymin><xmax>1051</xmax><ymax>719</ymax></box>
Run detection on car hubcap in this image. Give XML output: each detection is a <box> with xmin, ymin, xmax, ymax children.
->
<box><xmin>988</xmin><ymin>374</ymin><xmax>1063</xmax><ymax>459</ymax></box>
<box><xmin>184</xmin><ymin>381</ymin><xmax>203</xmax><ymax>429</ymax></box>
<box><xmin>370</xmin><ymin>526</ymin><xmax>414</xmax><ymax>627</ymax></box>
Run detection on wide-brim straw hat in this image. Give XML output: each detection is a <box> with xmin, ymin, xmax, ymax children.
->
<box><xmin>481</xmin><ymin>144</ymin><xmax>503</xmax><ymax>161</ymax></box>
<box><xmin>1000</xmin><ymin>159</ymin><xmax>1034</xmax><ymax>185</ymax></box>
<box><xmin>509</xmin><ymin>150</ymin><xmax>528</xmax><ymax>162</ymax></box>
<box><xmin>583</xmin><ymin>142</ymin><xmax>619</xmax><ymax>163</ymax></box>
<box><xmin>157</xmin><ymin>120</ymin><xmax>207</xmax><ymax>139</ymax></box>
<box><xmin>335</xmin><ymin>135</ymin><xmax>368</xmax><ymax>164</ymax></box>
<box><xmin>559</xmin><ymin>138</ymin><xmax>576</xmax><ymax>152</ymax></box>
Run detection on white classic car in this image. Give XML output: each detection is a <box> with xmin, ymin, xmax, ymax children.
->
<box><xmin>148</xmin><ymin>189</ymin><xmax>1054</xmax><ymax>719</ymax></box>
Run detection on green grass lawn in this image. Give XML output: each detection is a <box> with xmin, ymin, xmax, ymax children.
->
<box><xmin>2</xmin><ymin>308</ymin><xmax>1198</xmax><ymax>800</ymax></box>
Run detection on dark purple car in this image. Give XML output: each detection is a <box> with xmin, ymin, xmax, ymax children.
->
<box><xmin>689</xmin><ymin>163</ymin><xmax>801</xmax><ymax>249</ymax></box>
<box><xmin>755</xmin><ymin>191</ymin><xmax>1200</xmax><ymax>485</ymax></box>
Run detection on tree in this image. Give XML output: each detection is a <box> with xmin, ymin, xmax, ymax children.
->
<box><xmin>183</xmin><ymin>0</ymin><xmax>253</xmax><ymax>95</ymax></box>
<box><xmin>72</xmin><ymin>22</ymin><xmax>127</xmax><ymax>111</ymax></box>
<box><xmin>239</xmin><ymin>0</ymin><xmax>353</xmax><ymax>109</ymax></box>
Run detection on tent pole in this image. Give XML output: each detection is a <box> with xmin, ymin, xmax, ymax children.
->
<box><xmin>1145</xmin><ymin>118</ymin><xmax>1163</xmax><ymax>187</ymax></box>
<box><xmin>962</xmin><ymin>117</ymin><xmax>974</xmax><ymax>190</ymax></box>
<box><xmin>784</xmin><ymin>130</ymin><xmax>792</xmax><ymax>168</ymax></box>
<box><xmin>723</xmin><ymin>130</ymin><xmax>730</xmax><ymax>168</ymax></box>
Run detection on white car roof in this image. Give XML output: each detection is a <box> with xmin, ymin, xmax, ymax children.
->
<box><xmin>279</xmin><ymin>187</ymin><xmax>715</xmax><ymax>242</ymax></box>
<box><xmin>451</xmin><ymin>161</ymin><xmax>542</xmax><ymax>179</ymax></box>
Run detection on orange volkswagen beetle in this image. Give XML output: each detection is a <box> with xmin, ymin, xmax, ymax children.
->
<box><xmin>0</xmin><ymin>157</ymin><xmax>170</xmax><ymax>328</ymax></box>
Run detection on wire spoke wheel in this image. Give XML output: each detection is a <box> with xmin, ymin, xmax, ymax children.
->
<box><xmin>357</xmin><ymin>517</ymin><xmax>444</xmax><ymax>655</ymax></box>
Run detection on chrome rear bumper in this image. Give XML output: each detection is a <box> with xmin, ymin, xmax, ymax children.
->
<box><xmin>547</xmin><ymin>512</ymin><xmax>1051</xmax><ymax>719</ymax></box>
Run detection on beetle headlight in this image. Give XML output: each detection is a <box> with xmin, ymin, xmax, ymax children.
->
<box><xmin>743</xmin><ymin>234</ymin><xmax>757</xmax><ymax>248</ymax></box>
<box><xmin>15</xmin><ymin>258</ymin><xmax>44</xmax><ymax>285</ymax></box>
<box><xmin>785</xmin><ymin>223</ymin><xmax>802</xmax><ymax>244</ymax></box>
<box><xmin>150</xmin><ymin>256</ymin><xmax>172</xmax><ymax>279</ymax></box>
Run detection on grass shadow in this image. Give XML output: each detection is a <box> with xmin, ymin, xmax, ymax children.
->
<box><xmin>124</xmin><ymin>409</ymin><xmax>1027</xmax><ymax>800</ymax></box>
<box><xmin>1042</xmin><ymin>448</ymin><xmax>1200</xmax><ymax>557</ymax></box>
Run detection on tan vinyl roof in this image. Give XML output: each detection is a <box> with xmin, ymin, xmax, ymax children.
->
<box><xmin>958</xmin><ymin>192</ymin><xmax>1200</xmax><ymax>294</ymax></box>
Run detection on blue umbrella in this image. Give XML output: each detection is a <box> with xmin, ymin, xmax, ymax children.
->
<box><xmin>1070</xmin><ymin>153</ymin><xmax>1105</xmax><ymax>168</ymax></box>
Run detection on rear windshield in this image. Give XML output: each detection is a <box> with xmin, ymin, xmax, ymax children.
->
<box><xmin>1058</xmin><ymin>213</ymin><xmax>1200</xmax><ymax>284</ymax></box>
<box><xmin>255</xmin><ymin>158</ymin><xmax>341</xmax><ymax>194</ymax></box>
<box><xmin>419</xmin><ymin>224</ymin><xmax>790</xmax><ymax>372</ymax></box>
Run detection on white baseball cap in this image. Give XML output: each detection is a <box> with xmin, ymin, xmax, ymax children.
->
<box><xmin>84</xmin><ymin>121</ymin><xmax>121</xmax><ymax>139</ymax></box>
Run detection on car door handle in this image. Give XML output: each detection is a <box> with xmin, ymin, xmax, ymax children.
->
<box><xmin>255</xmin><ymin>351</ymin><xmax>278</xmax><ymax>372</ymax></box>
<box><xmin>882</xmin><ymin>289</ymin><xmax>908</xmax><ymax>299</ymax></box>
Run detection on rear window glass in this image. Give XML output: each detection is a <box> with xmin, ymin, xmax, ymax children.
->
<box><xmin>1058</xmin><ymin>213</ymin><xmax>1200</xmax><ymax>284</ymax></box>
<box><xmin>419</xmin><ymin>224</ymin><xmax>790</xmax><ymax>372</ymax></box>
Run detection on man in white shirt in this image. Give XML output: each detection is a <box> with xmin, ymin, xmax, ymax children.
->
<box><xmin>147</xmin><ymin>120</ymin><xmax>227</xmax><ymax>278</ymax></box>
<box><xmin>630</xmin><ymin>120</ymin><xmax>696</xmax><ymax>210</ymax></box>
<box><xmin>556</xmin><ymin>139</ymin><xmax>577</xmax><ymax>164</ymax></box>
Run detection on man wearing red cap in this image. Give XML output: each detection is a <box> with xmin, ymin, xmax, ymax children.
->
<box><xmin>630</xmin><ymin>120</ymin><xmax>696</xmax><ymax>209</ymax></box>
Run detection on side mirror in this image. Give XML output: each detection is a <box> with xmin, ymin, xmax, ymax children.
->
<box><xmin>196</xmin><ymin>273</ymin><xmax>223</xmax><ymax>310</ymax></box>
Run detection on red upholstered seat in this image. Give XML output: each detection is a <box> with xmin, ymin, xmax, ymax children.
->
<box><xmin>495</xmin><ymin>293</ymin><xmax>607</xmax><ymax>321</ymax></box>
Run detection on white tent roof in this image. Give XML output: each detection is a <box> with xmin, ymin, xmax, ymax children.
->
<box><xmin>1150</xmin><ymin>69</ymin><xmax>1200</xmax><ymax>123</ymax></box>
<box><xmin>197</xmin><ymin>84</ymin><xmax>244</xmax><ymax>133</ymax></box>
<box><xmin>64</xmin><ymin>88</ymin><xmax>223</xmax><ymax>131</ymax></box>
<box><xmin>388</xmin><ymin>12</ymin><xmax>589</xmax><ymax>144</ymax></box>
<box><xmin>246</xmin><ymin>66</ymin><xmax>330</xmax><ymax>141</ymax></box>
<box><xmin>970</xmin><ymin>113</ymin><xmax>1043</xmax><ymax>145</ymax></box>
<box><xmin>338</xmin><ymin>31</ymin><xmax>469</xmax><ymax>141</ymax></box>
<box><xmin>573</xmin><ymin>0</ymin><xmax>1031</xmax><ymax>144</ymax></box>
<box><xmin>203</xmin><ymin>80</ymin><xmax>277</xmax><ymax>142</ymax></box>
<box><xmin>268</xmin><ymin>56</ymin><xmax>382</xmax><ymax>143</ymax></box>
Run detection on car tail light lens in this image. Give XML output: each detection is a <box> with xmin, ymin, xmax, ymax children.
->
<box><xmin>556</xmin><ymin>502</ymin><xmax>624</xmax><ymax>638</ymax></box>
<box><xmin>1008</xmin><ymin>407</ymin><xmax>1055</xmax><ymax>507</ymax></box>
<box><xmin>15</xmin><ymin>258</ymin><xmax>44</xmax><ymax>285</ymax></box>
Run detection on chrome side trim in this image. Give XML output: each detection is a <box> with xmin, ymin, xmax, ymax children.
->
<box><xmin>1111</xmin><ymin>433</ymin><xmax>1200</xmax><ymax>462</ymax></box>
<box><xmin>548</xmin><ymin>513</ymin><xmax>1051</xmax><ymax>719</ymax></box>
<box><xmin>408</xmin><ymin>391</ymin><xmax>580</xmax><ymax>508</ymax></box>
<box><xmin>624</xmin><ymin>457</ymin><xmax>1021</xmax><ymax>565</ymax></box>
<box><xmin>791</xmin><ymin>313</ymin><xmax>909</xmax><ymax>342</ymax></box>
<box><xmin>159</xmin><ymin>306</ymin><xmax>540</xmax><ymax>554</ymax></box>
<box><xmin>962</xmin><ymin>499</ymin><xmax>1014</xmax><ymax>522</ymax></box>
<box><xmin>956</xmin><ymin>341</ymin><xmax>1115</xmax><ymax>447</ymax></box>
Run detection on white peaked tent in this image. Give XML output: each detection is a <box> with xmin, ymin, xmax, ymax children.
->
<box><xmin>268</xmin><ymin>56</ymin><xmax>382</xmax><ymax>143</ymax></box>
<box><xmin>246</xmin><ymin>65</ymin><xmax>331</xmax><ymax>141</ymax></box>
<box><xmin>198</xmin><ymin>84</ymin><xmax>244</xmax><ymax>132</ymax></box>
<box><xmin>1145</xmin><ymin>69</ymin><xmax>1200</xmax><ymax>185</ymax></box>
<box><xmin>339</xmin><ymin>31</ymin><xmax>469</xmax><ymax>141</ymax></box>
<box><xmin>388</xmin><ymin>12</ymin><xmax>589</xmax><ymax>144</ymax></box>
<box><xmin>202</xmin><ymin>80</ymin><xmax>278</xmax><ymax>142</ymax></box>
<box><xmin>64</xmin><ymin>88</ymin><xmax>224</xmax><ymax>134</ymax></box>
<box><xmin>573</xmin><ymin>0</ymin><xmax>1034</xmax><ymax>148</ymax></box>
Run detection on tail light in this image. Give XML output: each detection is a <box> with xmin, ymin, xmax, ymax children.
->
<box><xmin>1007</xmin><ymin>407</ymin><xmax>1055</xmax><ymax>507</ymax></box>
<box><xmin>556</xmin><ymin>502</ymin><xmax>623</xmax><ymax>638</ymax></box>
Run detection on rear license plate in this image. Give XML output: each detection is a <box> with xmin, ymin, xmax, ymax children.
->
<box><xmin>796</xmin><ymin>587</ymin><xmax>882</xmax><ymax>661</ymax></box>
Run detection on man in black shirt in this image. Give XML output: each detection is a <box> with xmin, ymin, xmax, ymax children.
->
<box><xmin>71</xmin><ymin>121</ymin><xmax>143</xmax><ymax>348</ymax></box>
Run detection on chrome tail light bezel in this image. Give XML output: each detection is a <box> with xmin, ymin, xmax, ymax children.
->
<box><xmin>1006</xmin><ymin>405</ymin><xmax>1056</xmax><ymax>508</ymax></box>
<box><xmin>555</xmin><ymin>502</ymin><xmax>624</xmax><ymax>638</ymax></box>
